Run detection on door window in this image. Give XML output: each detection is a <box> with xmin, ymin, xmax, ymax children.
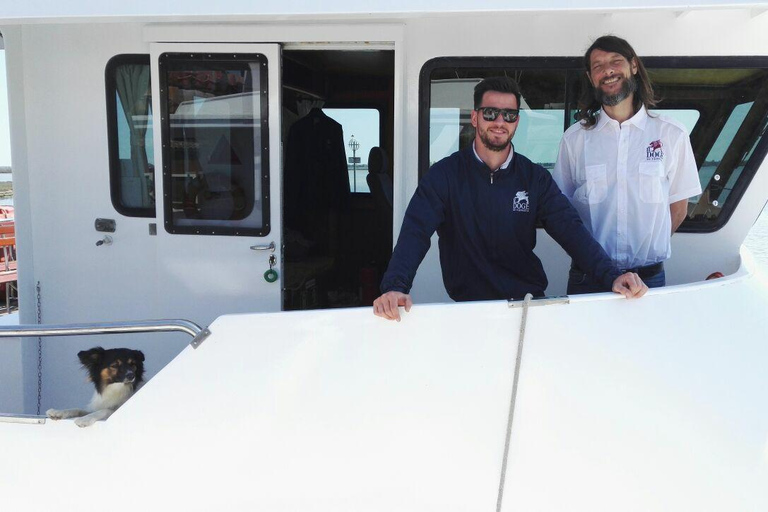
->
<box><xmin>160</xmin><ymin>53</ymin><xmax>270</xmax><ymax>236</ymax></box>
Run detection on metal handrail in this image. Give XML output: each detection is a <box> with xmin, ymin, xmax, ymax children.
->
<box><xmin>0</xmin><ymin>319</ymin><xmax>209</xmax><ymax>348</ymax></box>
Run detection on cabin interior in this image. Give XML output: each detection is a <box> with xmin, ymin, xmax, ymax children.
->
<box><xmin>280</xmin><ymin>49</ymin><xmax>395</xmax><ymax>311</ymax></box>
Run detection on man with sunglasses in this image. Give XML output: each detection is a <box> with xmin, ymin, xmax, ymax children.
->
<box><xmin>374</xmin><ymin>76</ymin><xmax>647</xmax><ymax>321</ymax></box>
<box><xmin>553</xmin><ymin>36</ymin><xmax>701</xmax><ymax>294</ymax></box>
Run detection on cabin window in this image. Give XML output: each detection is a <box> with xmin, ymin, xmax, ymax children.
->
<box><xmin>323</xmin><ymin>108</ymin><xmax>381</xmax><ymax>193</ymax></box>
<box><xmin>420</xmin><ymin>57</ymin><xmax>768</xmax><ymax>232</ymax></box>
<box><xmin>106</xmin><ymin>55</ymin><xmax>155</xmax><ymax>218</ymax></box>
<box><xmin>159</xmin><ymin>53</ymin><xmax>270</xmax><ymax>236</ymax></box>
<box><xmin>425</xmin><ymin>65</ymin><xmax>572</xmax><ymax>173</ymax></box>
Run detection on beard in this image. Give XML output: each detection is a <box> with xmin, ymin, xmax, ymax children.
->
<box><xmin>594</xmin><ymin>74</ymin><xmax>638</xmax><ymax>107</ymax></box>
<box><xmin>478</xmin><ymin>127</ymin><xmax>511</xmax><ymax>152</ymax></box>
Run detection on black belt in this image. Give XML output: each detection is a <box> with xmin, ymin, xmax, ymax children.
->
<box><xmin>620</xmin><ymin>261</ymin><xmax>664</xmax><ymax>279</ymax></box>
<box><xmin>572</xmin><ymin>261</ymin><xmax>664</xmax><ymax>280</ymax></box>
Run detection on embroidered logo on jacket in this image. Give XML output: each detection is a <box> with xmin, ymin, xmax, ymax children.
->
<box><xmin>513</xmin><ymin>191</ymin><xmax>530</xmax><ymax>212</ymax></box>
<box><xmin>646</xmin><ymin>139</ymin><xmax>664</xmax><ymax>161</ymax></box>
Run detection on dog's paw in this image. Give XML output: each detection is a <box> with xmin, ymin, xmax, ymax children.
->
<box><xmin>46</xmin><ymin>409</ymin><xmax>66</xmax><ymax>420</ymax></box>
<box><xmin>47</xmin><ymin>408</ymin><xmax>87</xmax><ymax>420</ymax></box>
<box><xmin>75</xmin><ymin>416</ymin><xmax>97</xmax><ymax>428</ymax></box>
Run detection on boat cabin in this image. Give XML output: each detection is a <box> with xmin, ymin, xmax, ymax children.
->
<box><xmin>0</xmin><ymin>6</ymin><xmax>767</xmax><ymax>507</ymax></box>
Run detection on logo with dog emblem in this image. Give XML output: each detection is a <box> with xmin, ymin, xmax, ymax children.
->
<box><xmin>646</xmin><ymin>139</ymin><xmax>664</xmax><ymax>161</ymax></box>
<box><xmin>513</xmin><ymin>190</ymin><xmax>529</xmax><ymax>212</ymax></box>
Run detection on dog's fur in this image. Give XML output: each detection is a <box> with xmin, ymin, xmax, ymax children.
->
<box><xmin>46</xmin><ymin>347</ymin><xmax>145</xmax><ymax>427</ymax></box>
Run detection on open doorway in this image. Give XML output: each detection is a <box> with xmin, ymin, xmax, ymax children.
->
<box><xmin>281</xmin><ymin>49</ymin><xmax>394</xmax><ymax>310</ymax></box>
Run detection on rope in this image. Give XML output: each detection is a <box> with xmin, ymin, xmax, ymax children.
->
<box><xmin>496</xmin><ymin>292</ymin><xmax>533</xmax><ymax>512</ymax></box>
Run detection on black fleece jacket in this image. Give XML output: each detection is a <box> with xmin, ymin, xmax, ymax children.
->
<box><xmin>380</xmin><ymin>146</ymin><xmax>621</xmax><ymax>301</ymax></box>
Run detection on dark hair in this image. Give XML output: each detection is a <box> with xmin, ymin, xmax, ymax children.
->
<box><xmin>474</xmin><ymin>76</ymin><xmax>521</xmax><ymax>109</ymax></box>
<box><xmin>576</xmin><ymin>35</ymin><xmax>657</xmax><ymax>128</ymax></box>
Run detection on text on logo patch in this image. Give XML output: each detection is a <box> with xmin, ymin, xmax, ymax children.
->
<box><xmin>646</xmin><ymin>139</ymin><xmax>664</xmax><ymax>161</ymax></box>
<box><xmin>513</xmin><ymin>191</ymin><xmax>529</xmax><ymax>212</ymax></box>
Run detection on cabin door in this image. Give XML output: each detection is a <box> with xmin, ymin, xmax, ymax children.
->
<box><xmin>149</xmin><ymin>43</ymin><xmax>282</xmax><ymax>324</ymax></box>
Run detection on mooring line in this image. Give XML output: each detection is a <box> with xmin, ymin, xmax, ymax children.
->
<box><xmin>496</xmin><ymin>292</ymin><xmax>533</xmax><ymax>512</ymax></box>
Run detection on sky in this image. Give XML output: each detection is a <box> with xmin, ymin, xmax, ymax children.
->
<box><xmin>323</xmin><ymin>108</ymin><xmax>380</xmax><ymax>166</ymax></box>
<box><xmin>0</xmin><ymin>52</ymin><xmax>10</xmax><ymax>166</ymax></box>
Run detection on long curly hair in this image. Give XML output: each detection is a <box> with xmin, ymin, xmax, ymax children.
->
<box><xmin>576</xmin><ymin>35</ymin><xmax>657</xmax><ymax>128</ymax></box>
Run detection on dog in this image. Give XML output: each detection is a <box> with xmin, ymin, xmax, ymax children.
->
<box><xmin>46</xmin><ymin>347</ymin><xmax>145</xmax><ymax>427</ymax></box>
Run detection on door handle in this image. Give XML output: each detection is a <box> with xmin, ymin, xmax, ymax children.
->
<box><xmin>250</xmin><ymin>241</ymin><xmax>275</xmax><ymax>252</ymax></box>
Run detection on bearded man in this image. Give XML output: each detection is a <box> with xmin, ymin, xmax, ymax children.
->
<box><xmin>553</xmin><ymin>35</ymin><xmax>702</xmax><ymax>294</ymax></box>
<box><xmin>374</xmin><ymin>76</ymin><xmax>647</xmax><ymax>321</ymax></box>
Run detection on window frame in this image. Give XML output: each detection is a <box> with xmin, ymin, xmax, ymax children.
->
<box><xmin>105</xmin><ymin>54</ymin><xmax>155</xmax><ymax>218</ymax></box>
<box><xmin>158</xmin><ymin>52</ymin><xmax>271</xmax><ymax>237</ymax></box>
<box><xmin>418</xmin><ymin>56</ymin><xmax>768</xmax><ymax>233</ymax></box>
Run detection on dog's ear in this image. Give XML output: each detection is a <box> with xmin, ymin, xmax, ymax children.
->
<box><xmin>78</xmin><ymin>347</ymin><xmax>105</xmax><ymax>367</ymax></box>
<box><xmin>133</xmin><ymin>350</ymin><xmax>145</xmax><ymax>362</ymax></box>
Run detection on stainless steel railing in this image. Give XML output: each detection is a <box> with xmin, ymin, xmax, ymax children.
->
<box><xmin>0</xmin><ymin>319</ymin><xmax>210</xmax><ymax>424</ymax></box>
<box><xmin>0</xmin><ymin>319</ymin><xmax>210</xmax><ymax>348</ymax></box>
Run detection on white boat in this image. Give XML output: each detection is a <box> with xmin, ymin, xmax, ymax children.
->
<box><xmin>1</xmin><ymin>1</ymin><xmax>767</xmax><ymax>510</ymax></box>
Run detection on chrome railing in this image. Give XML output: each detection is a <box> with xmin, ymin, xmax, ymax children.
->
<box><xmin>0</xmin><ymin>319</ymin><xmax>210</xmax><ymax>348</ymax></box>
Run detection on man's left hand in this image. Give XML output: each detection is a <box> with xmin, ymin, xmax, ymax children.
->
<box><xmin>612</xmin><ymin>272</ymin><xmax>648</xmax><ymax>298</ymax></box>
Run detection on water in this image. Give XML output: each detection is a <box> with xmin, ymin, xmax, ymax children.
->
<box><xmin>0</xmin><ymin>173</ymin><xmax>10</xmax><ymax>206</ymax></box>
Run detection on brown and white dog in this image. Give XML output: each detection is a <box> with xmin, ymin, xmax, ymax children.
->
<box><xmin>46</xmin><ymin>347</ymin><xmax>145</xmax><ymax>427</ymax></box>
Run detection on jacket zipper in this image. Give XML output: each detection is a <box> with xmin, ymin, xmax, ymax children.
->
<box><xmin>490</xmin><ymin>170</ymin><xmax>496</xmax><ymax>184</ymax></box>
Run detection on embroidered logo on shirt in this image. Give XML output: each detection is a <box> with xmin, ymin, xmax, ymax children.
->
<box><xmin>513</xmin><ymin>191</ymin><xmax>530</xmax><ymax>212</ymax></box>
<box><xmin>646</xmin><ymin>139</ymin><xmax>664</xmax><ymax>161</ymax></box>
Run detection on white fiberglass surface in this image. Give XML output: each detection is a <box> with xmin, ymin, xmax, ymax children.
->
<box><xmin>502</xmin><ymin>280</ymin><xmax>768</xmax><ymax>510</ymax></box>
<box><xmin>0</xmin><ymin>301</ymin><xmax>521</xmax><ymax>510</ymax></box>
<box><xmin>2</xmin><ymin>276</ymin><xmax>768</xmax><ymax>510</ymax></box>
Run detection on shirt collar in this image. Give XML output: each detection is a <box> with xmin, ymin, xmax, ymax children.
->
<box><xmin>596</xmin><ymin>105</ymin><xmax>649</xmax><ymax>132</ymax></box>
<box><xmin>472</xmin><ymin>141</ymin><xmax>514</xmax><ymax>170</ymax></box>
<box><xmin>626</xmin><ymin>105</ymin><xmax>649</xmax><ymax>131</ymax></box>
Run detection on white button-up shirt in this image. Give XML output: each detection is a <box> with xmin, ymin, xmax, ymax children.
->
<box><xmin>553</xmin><ymin>106</ymin><xmax>702</xmax><ymax>269</ymax></box>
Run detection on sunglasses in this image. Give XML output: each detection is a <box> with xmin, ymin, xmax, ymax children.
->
<box><xmin>475</xmin><ymin>107</ymin><xmax>520</xmax><ymax>123</ymax></box>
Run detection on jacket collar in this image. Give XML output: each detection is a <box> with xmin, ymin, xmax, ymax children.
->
<box><xmin>471</xmin><ymin>141</ymin><xmax>514</xmax><ymax>171</ymax></box>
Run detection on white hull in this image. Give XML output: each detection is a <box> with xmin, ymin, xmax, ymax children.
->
<box><xmin>0</xmin><ymin>2</ymin><xmax>767</xmax><ymax>508</ymax></box>
<box><xmin>2</xmin><ymin>254</ymin><xmax>767</xmax><ymax>510</ymax></box>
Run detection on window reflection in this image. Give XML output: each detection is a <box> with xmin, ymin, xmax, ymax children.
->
<box><xmin>161</xmin><ymin>54</ymin><xmax>269</xmax><ymax>236</ymax></box>
<box><xmin>106</xmin><ymin>55</ymin><xmax>155</xmax><ymax>217</ymax></box>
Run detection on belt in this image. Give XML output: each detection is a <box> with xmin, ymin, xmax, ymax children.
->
<box><xmin>571</xmin><ymin>261</ymin><xmax>664</xmax><ymax>280</ymax></box>
<box><xmin>620</xmin><ymin>261</ymin><xmax>664</xmax><ymax>279</ymax></box>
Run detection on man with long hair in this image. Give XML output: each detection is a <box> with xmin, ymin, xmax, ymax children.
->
<box><xmin>554</xmin><ymin>35</ymin><xmax>701</xmax><ymax>294</ymax></box>
<box><xmin>373</xmin><ymin>77</ymin><xmax>647</xmax><ymax>321</ymax></box>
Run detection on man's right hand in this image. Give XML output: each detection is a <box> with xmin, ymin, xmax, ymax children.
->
<box><xmin>611</xmin><ymin>272</ymin><xmax>648</xmax><ymax>298</ymax></box>
<box><xmin>373</xmin><ymin>291</ymin><xmax>413</xmax><ymax>321</ymax></box>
